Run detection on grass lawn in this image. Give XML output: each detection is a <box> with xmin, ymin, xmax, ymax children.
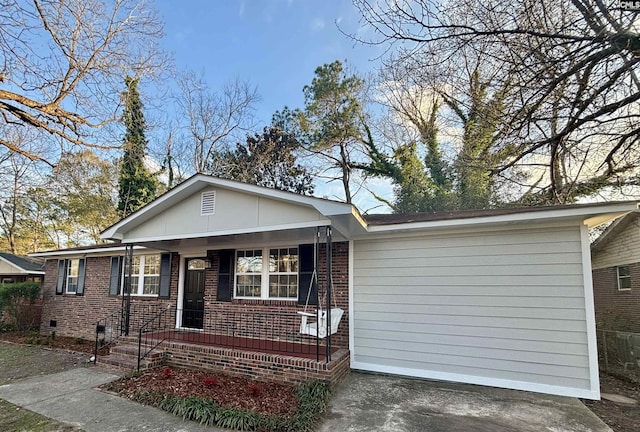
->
<box><xmin>0</xmin><ymin>341</ymin><xmax>86</xmax><ymax>385</ymax></box>
<box><xmin>0</xmin><ymin>399</ymin><xmax>82</xmax><ymax>432</ymax></box>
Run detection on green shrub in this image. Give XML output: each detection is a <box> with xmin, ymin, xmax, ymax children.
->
<box><xmin>137</xmin><ymin>379</ymin><xmax>332</xmax><ymax>432</ymax></box>
<box><xmin>0</xmin><ymin>282</ymin><xmax>41</xmax><ymax>333</ymax></box>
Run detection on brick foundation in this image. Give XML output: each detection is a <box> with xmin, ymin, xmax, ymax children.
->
<box><xmin>164</xmin><ymin>340</ymin><xmax>351</xmax><ymax>386</ymax></box>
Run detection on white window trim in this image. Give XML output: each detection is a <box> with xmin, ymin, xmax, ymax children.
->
<box><xmin>617</xmin><ymin>265</ymin><xmax>631</xmax><ymax>291</ymax></box>
<box><xmin>234</xmin><ymin>247</ymin><xmax>298</xmax><ymax>301</ymax></box>
<box><xmin>121</xmin><ymin>254</ymin><xmax>161</xmax><ymax>297</ymax></box>
<box><xmin>66</xmin><ymin>259</ymin><xmax>79</xmax><ymax>294</ymax></box>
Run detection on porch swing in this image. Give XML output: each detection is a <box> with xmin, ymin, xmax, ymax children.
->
<box><xmin>297</xmin><ymin>230</ymin><xmax>344</xmax><ymax>339</ymax></box>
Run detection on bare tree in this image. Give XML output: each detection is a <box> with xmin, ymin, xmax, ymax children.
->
<box><xmin>0</xmin><ymin>0</ymin><xmax>167</xmax><ymax>165</ymax></box>
<box><xmin>352</xmin><ymin>0</ymin><xmax>640</xmax><ymax>204</ymax></box>
<box><xmin>175</xmin><ymin>71</ymin><xmax>260</xmax><ymax>173</ymax></box>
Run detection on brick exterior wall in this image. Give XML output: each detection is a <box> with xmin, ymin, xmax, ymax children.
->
<box><xmin>40</xmin><ymin>254</ymin><xmax>180</xmax><ymax>340</ymax></box>
<box><xmin>40</xmin><ymin>242</ymin><xmax>350</xmax><ymax>351</ymax></box>
<box><xmin>592</xmin><ymin>263</ymin><xmax>640</xmax><ymax>333</ymax></box>
<box><xmin>199</xmin><ymin>242</ymin><xmax>349</xmax><ymax>350</ymax></box>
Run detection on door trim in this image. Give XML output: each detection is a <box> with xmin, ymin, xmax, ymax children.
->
<box><xmin>181</xmin><ymin>257</ymin><xmax>206</xmax><ymax>329</ymax></box>
<box><xmin>175</xmin><ymin>252</ymin><xmax>206</xmax><ymax>329</ymax></box>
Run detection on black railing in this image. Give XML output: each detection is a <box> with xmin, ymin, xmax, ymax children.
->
<box><xmin>137</xmin><ymin>305</ymin><xmax>172</xmax><ymax>370</ymax></box>
<box><xmin>93</xmin><ymin>303</ymin><xmax>173</xmax><ymax>364</ymax></box>
<box><xmin>133</xmin><ymin>307</ymin><xmax>333</xmax><ymax>369</ymax></box>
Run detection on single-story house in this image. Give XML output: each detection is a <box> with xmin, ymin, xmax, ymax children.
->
<box><xmin>0</xmin><ymin>252</ymin><xmax>45</xmax><ymax>284</ymax></box>
<box><xmin>31</xmin><ymin>174</ymin><xmax>639</xmax><ymax>400</ymax></box>
<box><xmin>591</xmin><ymin>212</ymin><xmax>640</xmax><ymax>333</ymax></box>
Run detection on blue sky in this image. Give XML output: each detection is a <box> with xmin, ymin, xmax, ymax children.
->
<box><xmin>154</xmin><ymin>0</ymin><xmax>393</xmax><ymax>211</ymax></box>
<box><xmin>156</xmin><ymin>0</ymin><xmax>382</xmax><ymax>125</ymax></box>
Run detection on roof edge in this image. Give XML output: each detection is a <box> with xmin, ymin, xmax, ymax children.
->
<box><xmin>365</xmin><ymin>202</ymin><xmax>638</xmax><ymax>233</ymax></box>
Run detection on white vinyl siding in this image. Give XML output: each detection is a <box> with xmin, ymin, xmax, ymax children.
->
<box><xmin>352</xmin><ymin>224</ymin><xmax>594</xmax><ymax>397</ymax></box>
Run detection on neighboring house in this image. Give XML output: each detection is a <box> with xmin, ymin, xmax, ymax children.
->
<box><xmin>31</xmin><ymin>174</ymin><xmax>639</xmax><ymax>400</ymax></box>
<box><xmin>0</xmin><ymin>253</ymin><xmax>45</xmax><ymax>284</ymax></box>
<box><xmin>591</xmin><ymin>212</ymin><xmax>640</xmax><ymax>333</ymax></box>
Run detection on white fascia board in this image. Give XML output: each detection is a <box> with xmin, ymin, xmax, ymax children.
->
<box><xmin>350</xmin><ymin>362</ymin><xmax>600</xmax><ymax>399</ymax></box>
<box><xmin>121</xmin><ymin>219</ymin><xmax>332</xmax><ymax>244</ymax></box>
<box><xmin>365</xmin><ymin>203</ymin><xmax>638</xmax><ymax>234</ymax></box>
<box><xmin>101</xmin><ymin>174</ymin><xmax>359</xmax><ymax>240</ymax></box>
<box><xmin>29</xmin><ymin>245</ymin><xmax>151</xmax><ymax>258</ymax></box>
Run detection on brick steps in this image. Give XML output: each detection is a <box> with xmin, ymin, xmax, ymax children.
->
<box><xmin>97</xmin><ymin>340</ymin><xmax>166</xmax><ymax>371</ymax></box>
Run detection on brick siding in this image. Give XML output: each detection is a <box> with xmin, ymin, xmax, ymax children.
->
<box><xmin>40</xmin><ymin>254</ymin><xmax>179</xmax><ymax>340</ymax></box>
<box><xmin>40</xmin><ymin>242</ymin><xmax>350</xmax><ymax>351</ymax></box>
<box><xmin>592</xmin><ymin>263</ymin><xmax>640</xmax><ymax>332</ymax></box>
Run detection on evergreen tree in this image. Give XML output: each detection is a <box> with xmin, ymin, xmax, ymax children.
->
<box><xmin>213</xmin><ymin>127</ymin><xmax>314</xmax><ymax>195</ymax></box>
<box><xmin>117</xmin><ymin>77</ymin><xmax>157</xmax><ymax>217</ymax></box>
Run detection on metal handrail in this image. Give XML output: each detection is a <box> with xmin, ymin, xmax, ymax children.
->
<box><xmin>137</xmin><ymin>305</ymin><xmax>172</xmax><ymax>370</ymax></box>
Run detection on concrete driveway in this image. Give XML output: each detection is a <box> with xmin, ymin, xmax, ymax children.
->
<box><xmin>319</xmin><ymin>372</ymin><xmax>612</xmax><ymax>432</ymax></box>
<box><xmin>0</xmin><ymin>366</ymin><xmax>611</xmax><ymax>432</ymax></box>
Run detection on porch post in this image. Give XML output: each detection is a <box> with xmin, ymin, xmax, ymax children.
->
<box><xmin>325</xmin><ymin>226</ymin><xmax>332</xmax><ymax>362</ymax></box>
<box><xmin>123</xmin><ymin>244</ymin><xmax>134</xmax><ymax>336</ymax></box>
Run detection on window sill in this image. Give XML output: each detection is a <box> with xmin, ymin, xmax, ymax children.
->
<box><xmin>231</xmin><ymin>298</ymin><xmax>300</xmax><ymax>307</ymax></box>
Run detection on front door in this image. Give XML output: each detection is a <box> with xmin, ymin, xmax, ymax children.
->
<box><xmin>182</xmin><ymin>258</ymin><xmax>206</xmax><ymax>329</ymax></box>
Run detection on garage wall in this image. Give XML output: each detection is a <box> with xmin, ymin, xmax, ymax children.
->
<box><xmin>352</xmin><ymin>223</ymin><xmax>598</xmax><ymax>398</ymax></box>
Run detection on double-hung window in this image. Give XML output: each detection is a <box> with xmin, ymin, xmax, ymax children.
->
<box><xmin>235</xmin><ymin>247</ymin><xmax>298</xmax><ymax>300</ymax></box>
<box><xmin>123</xmin><ymin>255</ymin><xmax>161</xmax><ymax>296</ymax></box>
<box><xmin>617</xmin><ymin>265</ymin><xmax>631</xmax><ymax>291</ymax></box>
<box><xmin>66</xmin><ymin>259</ymin><xmax>80</xmax><ymax>294</ymax></box>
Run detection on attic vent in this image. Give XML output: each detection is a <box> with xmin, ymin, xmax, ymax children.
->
<box><xmin>201</xmin><ymin>191</ymin><xmax>216</xmax><ymax>215</ymax></box>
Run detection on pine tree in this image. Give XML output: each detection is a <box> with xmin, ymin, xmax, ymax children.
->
<box><xmin>117</xmin><ymin>76</ymin><xmax>157</xmax><ymax>217</ymax></box>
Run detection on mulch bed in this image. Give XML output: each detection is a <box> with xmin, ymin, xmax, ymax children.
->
<box><xmin>102</xmin><ymin>367</ymin><xmax>299</xmax><ymax>418</ymax></box>
<box><xmin>583</xmin><ymin>372</ymin><xmax>640</xmax><ymax>432</ymax></box>
<box><xmin>0</xmin><ymin>332</ymin><xmax>107</xmax><ymax>355</ymax></box>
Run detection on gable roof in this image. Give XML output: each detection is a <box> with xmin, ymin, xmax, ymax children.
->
<box><xmin>591</xmin><ymin>211</ymin><xmax>640</xmax><ymax>253</ymax></box>
<box><xmin>0</xmin><ymin>253</ymin><xmax>45</xmax><ymax>274</ymax></box>
<box><xmin>101</xmin><ymin>174</ymin><xmax>365</xmax><ymax>241</ymax></box>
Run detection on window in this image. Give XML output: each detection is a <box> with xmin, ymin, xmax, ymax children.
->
<box><xmin>66</xmin><ymin>259</ymin><xmax>79</xmax><ymax>294</ymax></box>
<box><xmin>269</xmin><ymin>248</ymin><xmax>298</xmax><ymax>299</ymax></box>
<box><xmin>235</xmin><ymin>247</ymin><xmax>298</xmax><ymax>299</ymax></box>
<box><xmin>123</xmin><ymin>255</ymin><xmax>161</xmax><ymax>296</ymax></box>
<box><xmin>236</xmin><ymin>249</ymin><xmax>263</xmax><ymax>297</ymax></box>
<box><xmin>617</xmin><ymin>265</ymin><xmax>631</xmax><ymax>291</ymax></box>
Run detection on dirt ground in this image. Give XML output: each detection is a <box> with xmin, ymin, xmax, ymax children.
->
<box><xmin>583</xmin><ymin>372</ymin><xmax>640</xmax><ymax>432</ymax></box>
<box><xmin>103</xmin><ymin>366</ymin><xmax>299</xmax><ymax>418</ymax></box>
<box><xmin>0</xmin><ymin>333</ymin><xmax>103</xmax><ymax>356</ymax></box>
<box><xmin>0</xmin><ymin>341</ymin><xmax>87</xmax><ymax>385</ymax></box>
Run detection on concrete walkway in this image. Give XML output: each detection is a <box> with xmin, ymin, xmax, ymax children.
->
<box><xmin>0</xmin><ymin>366</ymin><xmax>613</xmax><ymax>432</ymax></box>
<box><xmin>0</xmin><ymin>367</ymin><xmax>218</xmax><ymax>432</ymax></box>
<box><xmin>319</xmin><ymin>373</ymin><xmax>613</xmax><ymax>432</ymax></box>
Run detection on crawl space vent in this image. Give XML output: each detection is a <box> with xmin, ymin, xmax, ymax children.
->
<box><xmin>201</xmin><ymin>191</ymin><xmax>216</xmax><ymax>215</ymax></box>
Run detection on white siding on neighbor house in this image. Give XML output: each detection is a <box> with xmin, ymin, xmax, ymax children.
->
<box><xmin>591</xmin><ymin>218</ymin><xmax>640</xmax><ymax>269</ymax></box>
<box><xmin>124</xmin><ymin>187</ymin><xmax>326</xmax><ymax>241</ymax></box>
<box><xmin>0</xmin><ymin>260</ymin><xmax>22</xmax><ymax>274</ymax></box>
<box><xmin>352</xmin><ymin>224</ymin><xmax>595</xmax><ymax>397</ymax></box>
